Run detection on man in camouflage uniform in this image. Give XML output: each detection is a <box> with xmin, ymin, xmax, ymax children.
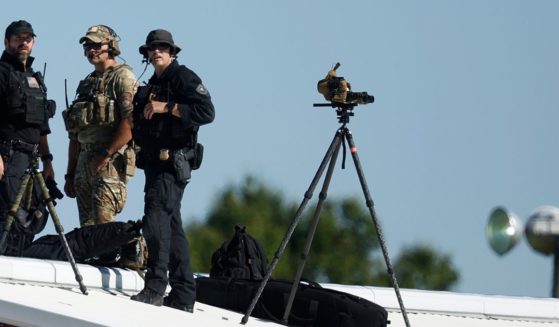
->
<box><xmin>63</xmin><ymin>25</ymin><xmax>137</xmax><ymax>227</ymax></box>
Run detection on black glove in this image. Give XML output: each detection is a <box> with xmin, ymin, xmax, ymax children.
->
<box><xmin>45</xmin><ymin>177</ymin><xmax>64</xmax><ymax>205</ymax></box>
<box><xmin>124</xmin><ymin>219</ymin><xmax>143</xmax><ymax>237</ymax></box>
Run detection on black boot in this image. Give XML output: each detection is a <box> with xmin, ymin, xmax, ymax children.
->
<box><xmin>163</xmin><ymin>296</ymin><xmax>194</xmax><ymax>313</ymax></box>
<box><xmin>131</xmin><ymin>288</ymin><xmax>163</xmax><ymax>306</ymax></box>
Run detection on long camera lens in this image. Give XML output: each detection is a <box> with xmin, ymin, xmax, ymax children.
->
<box><xmin>346</xmin><ymin>91</ymin><xmax>374</xmax><ymax>105</ymax></box>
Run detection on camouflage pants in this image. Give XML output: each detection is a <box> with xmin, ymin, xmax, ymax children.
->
<box><xmin>74</xmin><ymin>149</ymin><xmax>128</xmax><ymax>226</ymax></box>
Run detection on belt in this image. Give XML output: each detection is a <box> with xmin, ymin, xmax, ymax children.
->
<box><xmin>140</xmin><ymin>147</ymin><xmax>193</xmax><ymax>162</ymax></box>
<box><xmin>0</xmin><ymin>139</ymin><xmax>38</xmax><ymax>154</ymax></box>
<box><xmin>79</xmin><ymin>143</ymin><xmax>132</xmax><ymax>156</ymax></box>
<box><xmin>79</xmin><ymin>143</ymin><xmax>110</xmax><ymax>152</ymax></box>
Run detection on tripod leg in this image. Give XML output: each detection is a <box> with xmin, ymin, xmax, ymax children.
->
<box><xmin>0</xmin><ymin>173</ymin><xmax>32</xmax><ymax>254</ymax></box>
<box><xmin>241</xmin><ymin>130</ymin><xmax>344</xmax><ymax>325</ymax></box>
<box><xmin>22</xmin><ymin>175</ymin><xmax>35</xmax><ymax>211</ymax></box>
<box><xmin>282</xmin><ymin>137</ymin><xmax>342</xmax><ymax>324</ymax></box>
<box><xmin>344</xmin><ymin>129</ymin><xmax>411</xmax><ymax>327</ymax></box>
<box><xmin>34</xmin><ymin>171</ymin><xmax>88</xmax><ymax>295</ymax></box>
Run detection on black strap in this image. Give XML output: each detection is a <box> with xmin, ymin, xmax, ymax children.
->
<box><xmin>3</xmin><ymin>139</ymin><xmax>38</xmax><ymax>154</ymax></box>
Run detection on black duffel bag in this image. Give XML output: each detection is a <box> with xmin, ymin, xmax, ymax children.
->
<box><xmin>196</xmin><ymin>276</ymin><xmax>388</xmax><ymax>327</ymax></box>
<box><xmin>22</xmin><ymin>220</ymin><xmax>142</xmax><ymax>263</ymax></box>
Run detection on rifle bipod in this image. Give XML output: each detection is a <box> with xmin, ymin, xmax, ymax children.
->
<box><xmin>0</xmin><ymin>154</ymin><xmax>88</xmax><ymax>295</ymax></box>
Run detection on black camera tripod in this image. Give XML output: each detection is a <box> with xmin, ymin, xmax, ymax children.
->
<box><xmin>241</xmin><ymin>103</ymin><xmax>411</xmax><ymax>327</ymax></box>
<box><xmin>0</xmin><ymin>152</ymin><xmax>88</xmax><ymax>295</ymax></box>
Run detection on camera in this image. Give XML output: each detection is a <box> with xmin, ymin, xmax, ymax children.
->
<box><xmin>316</xmin><ymin>63</ymin><xmax>374</xmax><ymax>107</ymax></box>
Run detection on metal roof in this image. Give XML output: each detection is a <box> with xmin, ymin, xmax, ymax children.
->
<box><xmin>0</xmin><ymin>256</ymin><xmax>278</xmax><ymax>327</ymax></box>
<box><xmin>325</xmin><ymin>283</ymin><xmax>559</xmax><ymax>327</ymax></box>
<box><xmin>1</xmin><ymin>255</ymin><xmax>559</xmax><ymax>326</ymax></box>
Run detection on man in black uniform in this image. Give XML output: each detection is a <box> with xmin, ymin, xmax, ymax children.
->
<box><xmin>0</xmin><ymin>20</ymin><xmax>55</xmax><ymax>255</ymax></box>
<box><xmin>130</xmin><ymin>29</ymin><xmax>215</xmax><ymax>312</ymax></box>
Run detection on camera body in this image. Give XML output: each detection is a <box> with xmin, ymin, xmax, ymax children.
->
<box><xmin>316</xmin><ymin>63</ymin><xmax>374</xmax><ymax>107</ymax></box>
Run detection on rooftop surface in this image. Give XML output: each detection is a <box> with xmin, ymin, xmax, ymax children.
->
<box><xmin>0</xmin><ymin>255</ymin><xmax>558</xmax><ymax>326</ymax></box>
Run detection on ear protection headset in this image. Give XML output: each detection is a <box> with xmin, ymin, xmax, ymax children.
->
<box><xmin>98</xmin><ymin>25</ymin><xmax>121</xmax><ymax>57</ymax></box>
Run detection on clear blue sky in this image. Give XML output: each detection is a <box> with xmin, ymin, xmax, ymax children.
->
<box><xmin>2</xmin><ymin>0</ymin><xmax>558</xmax><ymax>298</ymax></box>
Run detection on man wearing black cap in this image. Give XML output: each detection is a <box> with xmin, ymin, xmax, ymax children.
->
<box><xmin>0</xmin><ymin>20</ymin><xmax>56</xmax><ymax>255</ymax></box>
<box><xmin>130</xmin><ymin>29</ymin><xmax>215</xmax><ymax>312</ymax></box>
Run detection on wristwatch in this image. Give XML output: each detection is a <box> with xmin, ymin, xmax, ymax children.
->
<box><xmin>166</xmin><ymin>101</ymin><xmax>176</xmax><ymax>114</ymax></box>
<box><xmin>96</xmin><ymin>147</ymin><xmax>111</xmax><ymax>158</ymax></box>
<box><xmin>40</xmin><ymin>153</ymin><xmax>53</xmax><ymax>162</ymax></box>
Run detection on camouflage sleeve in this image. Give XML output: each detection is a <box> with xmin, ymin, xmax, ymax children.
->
<box><xmin>113</xmin><ymin>66</ymin><xmax>138</xmax><ymax>119</ymax></box>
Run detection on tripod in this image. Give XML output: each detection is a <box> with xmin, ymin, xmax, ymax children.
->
<box><xmin>241</xmin><ymin>104</ymin><xmax>411</xmax><ymax>326</ymax></box>
<box><xmin>0</xmin><ymin>152</ymin><xmax>88</xmax><ymax>295</ymax></box>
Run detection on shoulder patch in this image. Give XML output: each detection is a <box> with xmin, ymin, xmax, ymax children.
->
<box><xmin>196</xmin><ymin>83</ymin><xmax>208</xmax><ymax>95</ymax></box>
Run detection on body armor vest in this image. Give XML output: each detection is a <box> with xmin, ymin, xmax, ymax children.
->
<box><xmin>5</xmin><ymin>69</ymin><xmax>49</xmax><ymax>125</ymax></box>
<box><xmin>133</xmin><ymin>83</ymin><xmax>196</xmax><ymax>149</ymax></box>
<box><xmin>62</xmin><ymin>73</ymin><xmax>118</xmax><ymax>133</ymax></box>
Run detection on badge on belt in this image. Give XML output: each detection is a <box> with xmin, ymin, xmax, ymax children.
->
<box><xmin>159</xmin><ymin>149</ymin><xmax>170</xmax><ymax>161</ymax></box>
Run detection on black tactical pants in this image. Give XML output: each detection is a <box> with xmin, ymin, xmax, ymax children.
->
<box><xmin>142</xmin><ymin>161</ymin><xmax>196</xmax><ymax>306</ymax></box>
<box><xmin>0</xmin><ymin>150</ymin><xmax>34</xmax><ymax>255</ymax></box>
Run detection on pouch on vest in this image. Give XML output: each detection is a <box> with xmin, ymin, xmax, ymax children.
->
<box><xmin>62</xmin><ymin>101</ymin><xmax>95</xmax><ymax>133</ymax></box>
<box><xmin>6</xmin><ymin>70</ymin><xmax>48</xmax><ymax>125</ymax></box>
<box><xmin>96</xmin><ymin>93</ymin><xmax>106</xmax><ymax>122</ymax></box>
<box><xmin>122</xmin><ymin>145</ymin><xmax>136</xmax><ymax>181</ymax></box>
<box><xmin>23</xmin><ymin>75</ymin><xmax>47</xmax><ymax>124</ymax></box>
<box><xmin>173</xmin><ymin>149</ymin><xmax>191</xmax><ymax>183</ymax></box>
<box><xmin>190</xmin><ymin>143</ymin><xmax>204</xmax><ymax>170</ymax></box>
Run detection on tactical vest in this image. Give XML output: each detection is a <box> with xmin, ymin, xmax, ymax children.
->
<box><xmin>4</xmin><ymin>68</ymin><xmax>49</xmax><ymax>125</ymax></box>
<box><xmin>132</xmin><ymin>83</ymin><xmax>197</xmax><ymax>149</ymax></box>
<box><xmin>63</xmin><ymin>72</ymin><xmax>118</xmax><ymax>133</ymax></box>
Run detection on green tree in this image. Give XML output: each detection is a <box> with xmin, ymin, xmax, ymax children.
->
<box><xmin>187</xmin><ymin>176</ymin><xmax>460</xmax><ymax>291</ymax></box>
<box><xmin>383</xmin><ymin>245</ymin><xmax>460</xmax><ymax>291</ymax></box>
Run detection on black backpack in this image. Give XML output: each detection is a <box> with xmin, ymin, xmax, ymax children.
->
<box><xmin>210</xmin><ymin>225</ymin><xmax>268</xmax><ymax>280</ymax></box>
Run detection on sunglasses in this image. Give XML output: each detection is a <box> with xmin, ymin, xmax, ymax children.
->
<box><xmin>148</xmin><ymin>43</ymin><xmax>171</xmax><ymax>51</ymax></box>
<box><xmin>82</xmin><ymin>42</ymin><xmax>105</xmax><ymax>50</ymax></box>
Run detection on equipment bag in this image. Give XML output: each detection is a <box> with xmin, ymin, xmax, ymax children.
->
<box><xmin>210</xmin><ymin>224</ymin><xmax>268</xmax><ymax>280</ymax></box>
<box><xmin>117</xmin><ymin>235</ymin><xmax>148</xmax><ymax>270</ymax></box>
<box><xmin>22</xmin><ymin>220</ymin><xmax>142</xmax><ymax>262</ymax></box>
<box><xmin>196</xmin><ymin>277</ymin><xmax>388</xmax><ymax>327</ymax></box>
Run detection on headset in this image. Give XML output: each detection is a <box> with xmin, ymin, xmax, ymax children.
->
<box><xmin>83</xmin><ymin>25</ymin><xmax>121</xmax><ymax>57</ymax></box>
<box><xmin>99</xmin><ymin>25</ymin><xmax>121</xmax><ymax>57</ymax></box>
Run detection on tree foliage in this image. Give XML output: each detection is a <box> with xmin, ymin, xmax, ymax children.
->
<box><xmin>388</xmin><ymin>245</ymin><xmax>459</xmax><ymax>291</ymax></box>
<box><xmin>186</xmin><ymin>176</ymin><xmax>459</xmax><ymax>291</ymax></box>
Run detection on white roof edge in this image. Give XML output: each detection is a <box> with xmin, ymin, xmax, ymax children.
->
<box><xmin>2</xmin><ymin>256</ymin><xmax>559</xmax><ymax>324</ymax></box>
<box><xmin>322</xmin><ymin>283</ymin><xmax>559</xmax><ymax>322</ymax></box>
<box><xmin>0</xmin><ymin>256</ymin><xmax>143</xmax><ymax>292</ymax></box>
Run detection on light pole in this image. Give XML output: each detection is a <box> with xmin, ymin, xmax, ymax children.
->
<box><xmin>487</xmin><ymin>205</ymin><xmax>559</xmax><ymax>298</ymax></box>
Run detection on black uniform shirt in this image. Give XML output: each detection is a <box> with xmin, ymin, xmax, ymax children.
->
<box><xmin>149</xmin><ymin>60</ymin><xmax>214</xmax><ymax>127</ymax></box>
<box><xmin>0</xmin><ymin>51</ymin><xmax>51</xmax><ymax>144</ymax></box>
<box><xmin>138</xmin><ymin>60</ymin><xmax>214</xmax><ymax>149</ymax></box>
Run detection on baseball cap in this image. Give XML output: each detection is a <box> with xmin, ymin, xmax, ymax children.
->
<box><xmin>5</xmin><ymin>20</ymin><xmax>35</xmax><ymax>39</ymax></box>
<box><xmin>79</xmin><ymin>25</ymin><xmax>116</xmax><ymax>44</ymax></box>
